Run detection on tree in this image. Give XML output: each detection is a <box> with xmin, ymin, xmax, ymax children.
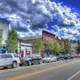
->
<box><xmin>7</xmin><ymin>29</ymin><xmax>18</xmax><ymax>53</ymax></box>
<box><xmin>47</xmin><ymin>41</ymin><xmax>65</xmax><ymax>55</ymax></box>
<box><xmin>33</xmin><ymin>38</ymin><xmax>44</xmax><ymax>53</ymax></box>
<box><xmin>64</xmin><ymin>40</ymin><xmax>70</xmax><ymax>53</ymax></box>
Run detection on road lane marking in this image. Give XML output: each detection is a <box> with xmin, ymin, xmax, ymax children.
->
<box><xmin>67</xmin><ymin>70</ymin><xmax>80</xmax><ymax>80</ymax></box>
<box><xmin>6</xmin><ymin>60</ymin><xmax>80</xmax><ymax>80</ymax></box>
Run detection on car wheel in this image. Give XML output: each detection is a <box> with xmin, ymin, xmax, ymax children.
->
<box><xmin>12</xmin><ymin>61</ymin><xmax>17</xmax><ymax>68</ymax></box>
<box><xmin>3</xmin><ymin>66</ymin><xmax>7</xmax><ymax>69</ymax></box>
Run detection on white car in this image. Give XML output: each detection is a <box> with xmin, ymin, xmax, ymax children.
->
<box><xmin>0</xmin><ymin>54</ymin><xmax>20</xmax><ymax>68</ymax></box>
<box><xmin>50</xmin><ymin>56</ymin><xmax>57</xmax><ymax>62</ymax></box>
<box><xmin>42</xmin><ymin>56</ymin><xmax>57</xmax><ymax>63</ymax></box>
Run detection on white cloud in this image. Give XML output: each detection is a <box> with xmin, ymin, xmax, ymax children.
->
<box><xmin>0</xmin><ymin>0</ymin><xmax>80</xmax><ymax>40</ymax></box>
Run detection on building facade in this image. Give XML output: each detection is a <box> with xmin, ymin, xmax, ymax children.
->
<box><xmin>18</xmin><ymin>30</ymin><xmax>69</xmax><ymax>56</ymax></box>
<box><xmin>70</xmin><ymin>41</ymin><xmax>78</xmax><ymax>54</ymax></box>
<box><xmin>18</xmin><ymin>36</ymin><xmax>41</xmax><ymax>56</ymax></box>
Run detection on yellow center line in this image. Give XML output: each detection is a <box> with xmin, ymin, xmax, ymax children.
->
<box><xmin>6</xmin><ymin>60</ymin><xmax>80</xmax><ymax>80</ymax></box>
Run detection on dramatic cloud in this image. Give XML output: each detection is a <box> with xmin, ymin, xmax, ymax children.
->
<box><xmin>0</xmin><ymin>0</ymin><xmax>53</xmax><ymax>26</ymax></box>
<box><xmin>0</xmin><ymin>0</ymin><xmax>80</xmax><ymax>40</ymax></box>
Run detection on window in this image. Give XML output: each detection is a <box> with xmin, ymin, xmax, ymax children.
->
<box><xmin>0</xmin><ymin>55</ymin><xmax>12</xmax><ymax>58</ymax></box>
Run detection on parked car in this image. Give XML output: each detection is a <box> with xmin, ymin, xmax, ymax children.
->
<box><xmin>0</xmin><ymin>54</ymin><xmax>20</xmax><ymax>68</ymax></box>
<box><xmin>42</xmin><ymin>55</ymin><xmax>57</xmax><ymax>63</ymax></box>
<box><xmin>57</xmin><ymin>54</ymin><xmax>64</xmax><ymax>60</ymax></box>
<box><xmin>63</xmin><ymin>54</ymin><xmax>72</xmax><ymax>60</ymax></box>
<box><xmin>31</xmin><ymin>54</ymin><xmax>42</xmax><ymax>65</ymax></box>
<box><xmin>22</xmin><ymin>54</ymin><xmax>42</xmax><ymax>66</ymax></box>
<box><xmin>22</xmin><ymin>56</ymin><xmax>32</xmax><ymax>66</ymax></box>
<box><xmin>57</xmin><ymin>54</ymin><xmax>73</xmax><ymax>60</ymax></box>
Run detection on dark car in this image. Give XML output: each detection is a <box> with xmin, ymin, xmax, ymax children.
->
<box><xmin>63</xmin><ymin>54</ymin><xmax>73</xmax><ymax>60</ymax></box>
<box><xmin>57</xmin><ymin>54</ymin><xmax>73</xmax><ymax>60</ymax></box>
<box><xmin>57</xmin><ymin>54</ymin><xmax>64</xmax><ymax>60</ymax></box>
<box><xmin>23</xmin><ymin>56</ymin><xmax>32</xmax><ymax>66</ymax></box>
<box><xmin>31</xmin><ymin>55</ymin><xmax>42</xmax><ymax>65</ymax></box>
<box><xmin>22</xmin><ymin>55</ymin><xmax>42</xmax><ymax>66</ymax></box>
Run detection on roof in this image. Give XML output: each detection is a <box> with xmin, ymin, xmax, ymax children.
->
<box><xmin>42</xmin><ymin>29</ymin><xmax>72</xmax><ymax>41</ymax></box>
<box><xmin>42</xmin><ymin>29</ymin><xmax>56</xmax><ymax>37</ymax></box>
<box><xmin>18</xmin><ymin>35</ymin><xmax>42</xmax><ymax>41</ymax></box>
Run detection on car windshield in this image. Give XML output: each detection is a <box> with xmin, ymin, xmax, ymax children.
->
<box><xmin>0</xmin><ymin>54</ymin><xmax>12</xmax><ymax>58</ymax></box>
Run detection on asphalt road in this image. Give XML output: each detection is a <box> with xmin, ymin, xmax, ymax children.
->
<box><xmin>0</xmin><ymin>59</ymin><xmax>80</xmax><ymax>80</ymax></box>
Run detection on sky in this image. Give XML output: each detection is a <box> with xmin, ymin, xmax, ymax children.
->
<box><xmin>51</xmin><ymin>0</ymin><xmax>80</xmax><ymax>10</ymax></box>
<box><xmin>48</xmin><ymin>0</ymin><xmax>80</xmax><ymax>41</ymax></box>
<box><xmin>52</xmin><ymin>0</ymin><xmax>80</xmax><ymax>17</ymax></box>
<box><xmin>0</xmin><ymin>0</ymin><xmax>80</xmax><ymax>41</ymax></box>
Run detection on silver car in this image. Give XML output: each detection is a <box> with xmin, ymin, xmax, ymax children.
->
<box><xmin>42</xmin><ymin>56</ymin><xmax>57</xmax><ymax>63</ymax></box>
<box><xmin>0</xmin><ymin>54</ymin><xmax>20</xmax><ymax>68</ymax></box>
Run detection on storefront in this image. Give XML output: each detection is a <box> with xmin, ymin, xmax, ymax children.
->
<box><xmin>18</xmin><ymin>42</ymin><xmax>33</xmax><ymax>57</ymax></box>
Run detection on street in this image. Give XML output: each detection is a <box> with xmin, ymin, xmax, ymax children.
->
<box><xmin>0</xmin><ymin>59</ymin><xmax>80</xmax><ymax>80</ymax></box>
<box><xmin>0</xmin><ymin>0</ymin><xmax>80</xmax><ymax>80</ymax></box>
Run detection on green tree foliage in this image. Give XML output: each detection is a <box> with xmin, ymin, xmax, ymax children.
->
<box><xmin>7</xmin><ymin>30</ymin><xmax>18</xmax><ymax>53</ymax></box>
<box><xmin>48</xmin><ymin>41</ymin><xmax>65</xmax><ymax>55</ymax></box>
<box><xmin>47</xmin><ymin>42</ymin><xmax>55</xmax><ymax>51</ymax></box>
<box><xmin>33</xmin><ymin>38</ymin><xmax>44</xmax><ymax>53</ymax></box>
<box><xmin>64</xmin><ymin>40</ymin><xmax>70</xmax><ymax>53</ymax></box>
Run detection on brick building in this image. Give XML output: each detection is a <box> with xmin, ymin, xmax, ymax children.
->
<box><xmin>18</xmin><ymin>30</ymin><xmax>70</xmax><ymax>56</ymax></box>
<box><xmin>42</xmin><ymin>30</ymin><xmax>69</xmax><ymax>56</ymax></box>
